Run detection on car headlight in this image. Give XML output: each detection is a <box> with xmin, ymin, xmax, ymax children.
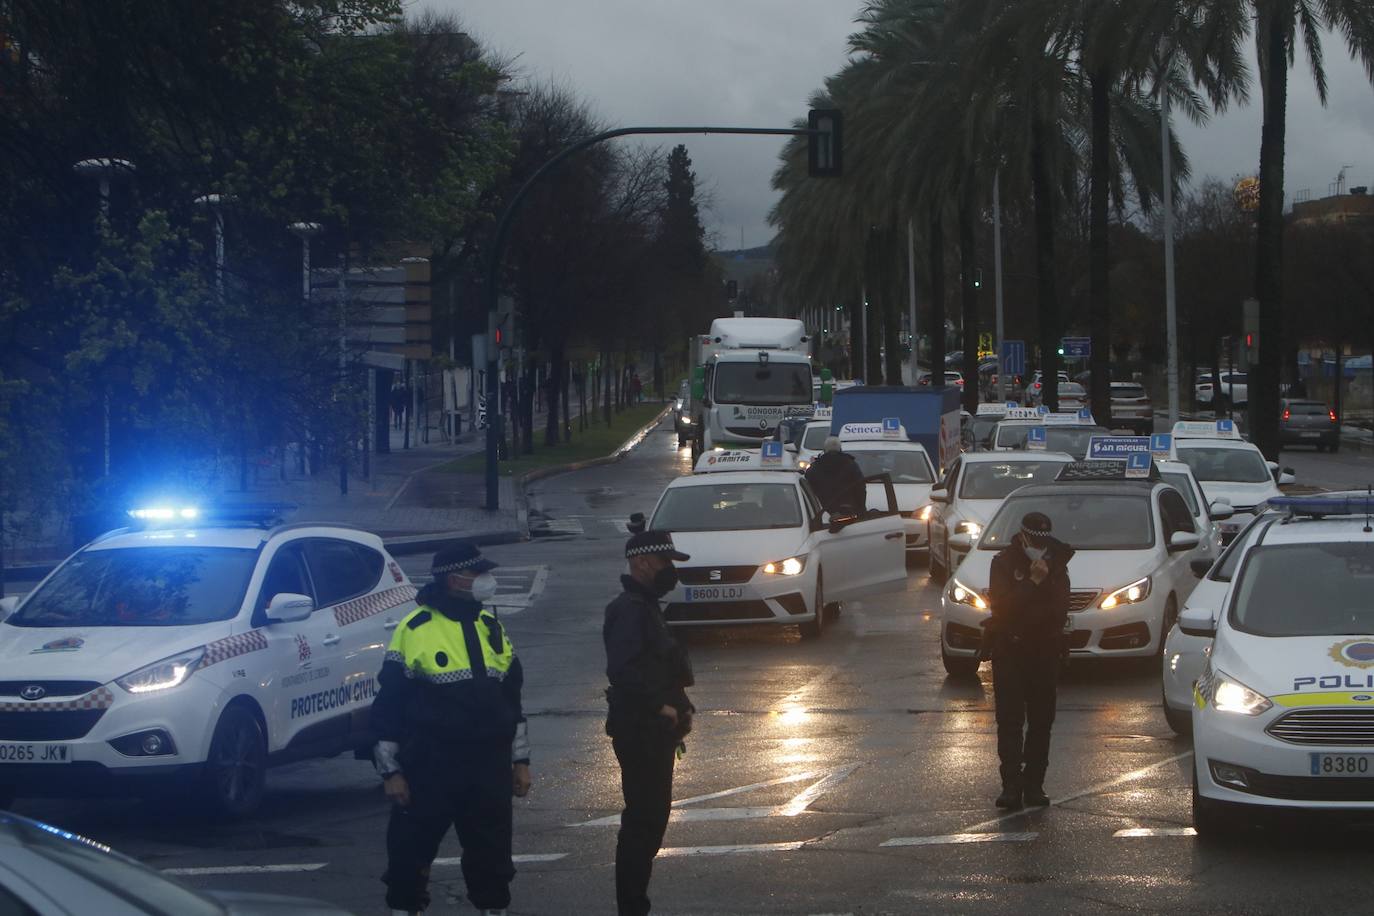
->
<box><xmin>797</xmin><ymin>460</ymin><xmax>811</xmax><ymax>471</ymax></box>
<box><xmin>955</xmin><ymin>521</ymin><xmax>982</xmax><ymax>540</ymax></box>
<box><xmin>949</xmin><ymin>577</ymin><xmax>988</xmax><ymax>611</ymax></box>
<box><xmin>762</xmin><ymin>555</ymin><xmax>806</xmax><ymax>576</ymax></box>
<box><xmin>681</xmin><ymin>416</ymin><xmax>692</xmax><ymax>424</ymax></box>
<box><xmin>1212</xmin><ymin>671</ymin><xmax>1272</xmax><ymax>716</ymax></box>
<box><xmin>1100</xmin><ymin>576</ymin><xmax>1151</xmax><ymax>609</ymax></box>
<box><xmin>918</xmin><ymin>505</ymin><xmax>933</xmax><ymax>522</ymax></box>
<box><xmin>115</xmin><ymin>647</ymin><xmax>207</xmax><ymax>695</ymax></box>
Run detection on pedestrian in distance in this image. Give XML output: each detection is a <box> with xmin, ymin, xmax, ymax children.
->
<box><xmin>803</xmin><ymin>436</ymin><xmax>868</xmax><ymax>518</ymax></box>
<box><xmin>604</xmin><ymin>531</ymin><xmax>695</xmax><ymax>916</ymax></box>
<box><xmin>981</xmin><ymin>511</ymin><xmax>1073</xmax><ymax>809</ymax></box>
<box><xmin>373</xmin><ymin>543</ymin><xmax>532</xmax><ymax>916</ymax></box>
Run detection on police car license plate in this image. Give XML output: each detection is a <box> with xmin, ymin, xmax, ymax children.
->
<box><xmin>1310</xmin><ymin>753</ymin><xmax>1374</xmax><ymax>776</ymax></box>
<box><xmin>685</xmin><ymin>586</ymin><xmax>745</xmax><ymax>602</ymax></box>
<box><xmin>0</xmin><ymin>742</ymin><xmax>71</xmax><ymax>764</ymax></box>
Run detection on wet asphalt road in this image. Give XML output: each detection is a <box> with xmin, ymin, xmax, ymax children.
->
<box><xmin>12</xmin><ymin>422</ymin><xmax>1374</xmax><ymax>915</ymax></box>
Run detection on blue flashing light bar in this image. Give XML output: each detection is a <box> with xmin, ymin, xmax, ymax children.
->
<box><xmin>1267</xmin><ymin>496</ymin><xmax>1374</xmax><ymax>517</ymax></box>
<box><xmin>127</xmin><ymin>502</ymin><xmax>297</xmax><ymax>526</ymax></box>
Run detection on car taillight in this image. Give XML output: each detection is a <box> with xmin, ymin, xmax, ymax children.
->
<box><xmin>1330</xmin><ymin>409</ymin><xmax>1338</xmax><ymax>423</ymax></box>
<box><xmin>1282</xmin><ymin>408</ymin><xmax>1290</xmax><ymax>420</ymax></box>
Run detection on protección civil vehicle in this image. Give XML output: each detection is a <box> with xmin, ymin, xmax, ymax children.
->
<box><xmin>938</xmin><ymin>460</ymin><xmax>1208</xmax><ymax>676</ymax></box>
<box><xmin>926</xmin><ymin>450</ymin><xmax>1075</xmax><ymax>583</ymax></box>
<box><xmin>0</xmin><ymin>504</ymin><xmax>417</xmax><ymax>817</ymax></box>
<box><xmin>1169</xmin><ymin>420</ymin><xmax>1294</xmax><ymax>542</ymax></box>
<box><xmin>647</xmin><ymin>447</ymin><xmax>907</xmax><ymax>639</ymax></box>
<box><xmin>1187</xmin><ymin>495</ymin><xmax>1374</xmax><ymax>838</ymax></box>
<box><xmin>836</xmin><ymin>420</ymin><xmax>938</xmax><ymax>553</ymax></box>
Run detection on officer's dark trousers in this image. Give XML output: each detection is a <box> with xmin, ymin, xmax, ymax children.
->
<box><xmin>383</xmin><ymin>751</ymin><xmax>514</xmax><ymax>913</ymax></box>
<box><xmin>992</xmin><ymin>647</ymin><xmax>1059</xmax><ymax>786</ymax></box>
<box><xmin>612</xmin><ymin>732</ymin><xmax>677</xmax><ymax>916</ymax></box>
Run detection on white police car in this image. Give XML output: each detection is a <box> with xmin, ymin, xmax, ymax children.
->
<box><xmin>991</xmin><ymin>408</ymin><xmax>1109</xmax><ymax>460</ymax></box>
<box><xmin>0</xmin><ymin>505</ymin><xmax>417</xmax><ymax>817</ymax></box>
<box><xmin>649</xmin><ymin>447</ymin><xmax>907</xmax><ymax>639</ymax></box>
<box><xmin>926</xmin><ymin>451</ymin><xmax>1075</xmax><ymax>583</ymax></box>
<box><xmin>938</xmin><ymin>461</ymin><xmax>1207</xmax><ymax>676</ymax></box>
<box><xmin>1170</xmin><ymin>420</ymin><xmax>1293</xmax><ymax>541</ymax></box>
<box><xmin>837</xmin><ymin>420</ymin><xmax>937</xmax><ymax>553</ymax></box>
<box><xmin>1188</xmin><ymin>495</ymin><xmax>1374</xmax><ymax>837</ymax></box>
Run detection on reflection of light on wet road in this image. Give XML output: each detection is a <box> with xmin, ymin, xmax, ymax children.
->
<box><xmin>776</xmin><ymin>704</ymin><xmax>810</xmax><ymax>728</ymax></box>
<box><xmin>773</xmin><ymin>736</ymin><xmax>819</xmax><ymax>765</ymax></box>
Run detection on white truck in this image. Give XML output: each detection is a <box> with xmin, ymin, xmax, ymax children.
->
<box><xmin>687</xmin><ymin>317</ymin><xmax>818</xmax><ymax>457</ymax></box>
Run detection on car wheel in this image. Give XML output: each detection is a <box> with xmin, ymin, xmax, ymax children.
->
<box><xmin>929</xmin><ymin>547</ymin><xmax>948</xmax><ymax>585</ymax></box>
<box><xmin>1162</xmin><ymin>682</ymin><xmax>1193</xmax><ymax>736</ymax></box>
<box><xmin>201</xmin><ymin>704</ymin><xmax>267</xmax><ymax>819</ymax></box>
<box><xmin>1155</xmin><ymin>596</ymin><xmax>1178</xmax><ymax>658</ymax></box>
<box><xmin>1192</xmin><ymin>764</ymin><xmax>1240</xmax><ymax>842</ymax></box>
<box><xmin>941</xmin><ymin>641</ymin><xmax>980</xmax><ymax>678</ymax></box>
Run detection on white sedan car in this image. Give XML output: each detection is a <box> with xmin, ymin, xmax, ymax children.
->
<box><xmin>926</xmin><ymin>451</ymin><xmax>1075</xmax><ymax>582</ymax></box>
<box><xmin>1188</xmin><ymin>495</ymin><xmax>1374</xmax><ymax>839</ymax></box>
<box><xmin>939</xmin><ymin>467</ymin><xmax>1207</xmax><ymax>677</ymax></box>
<box><xmin>0</xmin><ymin>505</ymin><xmax>416</xmax><ymax>817</ymax></box>
<box><xmin>1170</xmin><ymin>421</ymin><xmax>1293</xmax><ymax>540</ymax></box>
<box><xmin>650</xmin><ymin>450</ymin><xmax>907</xmax><ymax>639</ymax></box>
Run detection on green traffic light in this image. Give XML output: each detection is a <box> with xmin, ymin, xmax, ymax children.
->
<box><xmin>1056</xmin><ymin>347</ymin><xmax>1065</xmax><ymax>356</ymax></box>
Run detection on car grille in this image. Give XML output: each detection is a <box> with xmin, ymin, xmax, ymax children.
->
<box><xmin>1068</xmin><ymin>590</ymin><xmax>1100</xmax><ymax>612</ymax></box>
<box><xmin>724</xmin><ymin>425</ymin><xmax>774</xmax><ymax>438</ymax></box>
<box><xmin>677</xmin><ymin>565</ymin><xmax>758</xmax><ymax>585</ymax></box>
<box><xmin>0</xmin><ymin>681</ymin><xmax>102</xmax><ymax>698</ymax></box>
<box><xmin>0</xmin><ymin>710</ymin><xmax>106</xmax><ymax>741</ymax></box>
<box><xmin>1266</xmin><ymin>709</ymin><xmax>1374</xmax><ymax>746</ymax></box>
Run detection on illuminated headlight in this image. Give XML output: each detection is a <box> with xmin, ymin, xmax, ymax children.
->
<box><xmin>949</xmin><ymin>578</ymin><xmax>988</xmax><ymax>611</ymax></box>
<box><xmin>762</xmin><ymin>556</ymin><xmax>807</xmax><ymax>576</ymax></box>
<box><xmin>115</xmin><ymin>647</ymin><xmax>206</xmax><ymax>694</ymax></box>
<box><xmin>955</xmin><ymin>521</ymin><xmax>982</xmax><ymax>540</ymax></box>
<box><xmin>681</xmin><ymin>416</ymin><xmax>692</xmax><ymax>424</ymax></box>
<box><xmin>917</xmin><ymin>505</ymin><xmax>933</xmax><ymax>522</ymax></box>
<box><xmin>1100</xmin><ymin>576</ymin><xmax>1151</xmax><ymax>609</ymax></box>
<box><xmin>1212</xmin><ymin>672</ymin><xmax>1272</xmax><ymax>716</ymax></box>
<box><xmin>798</xmin><ymin>460</ymin><xmax>811</xmax><ymax>471</ymax></box>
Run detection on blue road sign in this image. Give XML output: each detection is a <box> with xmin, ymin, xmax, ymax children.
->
<box><xmin>1027</xmin><ymin>426</ymin><xmax>1048</xmax><ymax>450</ymax></box>
<box><xmin>1088</xmin><ymin>436</ymin><xmax>1150</xmax><ymax>459</ymax></box>
<box><xmin>1062</xmin><ymin>336</ymin><xmax>1091</xmax><ymax>358</ymax></box>
<box><xmin>1126</xmin><ymin>452</ymin><xmax>1151</xmax><ymax>478</ymax></box>
<box><xmin>1000</xmin><ymin>339</ymin><xmax>1026</xmax><ymax>377</ymax></box>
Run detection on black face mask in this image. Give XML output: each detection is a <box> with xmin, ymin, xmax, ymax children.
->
<box><xmin>652</xmin><ymin>566</ymin><xmax>679</xmax><ymax>597</ymax></box>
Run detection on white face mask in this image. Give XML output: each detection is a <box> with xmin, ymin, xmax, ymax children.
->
<box><xmin>470</xmin><ymin>573</ymin><xmax>499</xmax><ymax>602</ymax></box>
<box><xmin>1024</xmin><ymin>545</ymin><xmax>1047</xmax><ymax>562</ymax></box>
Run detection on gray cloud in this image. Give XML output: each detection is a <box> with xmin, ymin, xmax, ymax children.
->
<box><xmin>432</xmin><ymin>1</ymin><xmax>1374</xmax><ymax>246</ymax></box>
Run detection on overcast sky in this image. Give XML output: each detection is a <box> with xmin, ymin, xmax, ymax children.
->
<box><xmin>430</xmin><ymin>0</ymin><xmax>1374</xmax><ymax>250</ymax></box>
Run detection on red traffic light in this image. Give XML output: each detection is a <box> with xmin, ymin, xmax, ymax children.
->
<box><xmin>494</xmin><ymin>327</ymin><xmax>504</xmax><ymax>346</ymax></box>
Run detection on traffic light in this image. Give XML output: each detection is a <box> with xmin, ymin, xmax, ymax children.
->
<box><xmin>807</xmin><ymin>109</ymin><xmax>843</xmax><ymax>178</ymax></box>
<box><xmin>973</xmin><ymin>268</ymin><xmax>983</xmax><ymax>289</ymax></box>
<box><xmin>726</xmin><ymin>280</ymin><xmax>738</xmax><ymax>301</ymax></box>
<box><xmin>1056</xmin><ymin>346</ymin><xmax>1065</xmax><ymax>356</ymax></box>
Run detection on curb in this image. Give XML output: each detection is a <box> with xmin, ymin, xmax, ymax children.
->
<box><xmin>518</xmin><ymin>405</ymin><xmax>672</xmax><ymax>491</ymax></box>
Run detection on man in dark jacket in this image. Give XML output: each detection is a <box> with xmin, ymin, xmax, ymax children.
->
<box><xmin>373</xmin><ymin>543</ymin><xmax>530</xmax><ymax>916</ymax></box>
<box><xmin>804</xmin><ymin>436</ymin><xmax>867</xmax><ymax>516</ymax></box>
<box><xmin>604</xmin><ymin>531</ymin><xmax>694</xmax><ymax>916</ymax></box>
<box><xmin>984</xmin><ymin>511</ymin><xmax>1073</xmax><ymax>809</ymax></box>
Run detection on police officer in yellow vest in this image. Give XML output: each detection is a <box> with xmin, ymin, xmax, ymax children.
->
<box><xmin>373</xmin><ymin>543</ymin><xmax>531</xmax><ymax>916</ymax></box>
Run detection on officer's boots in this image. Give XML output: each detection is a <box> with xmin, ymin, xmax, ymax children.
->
<box><xmin>994</xmin><ymin>775</ymin><xmax>1022</xmax><ymax>809</ymax></box>
<box><xmin>1023</xmin><ymin>778</ymin><xmax>1050</xmax><ymax>807</ymax></box>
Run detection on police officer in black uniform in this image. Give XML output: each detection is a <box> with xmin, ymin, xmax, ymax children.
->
<box><xmin>604</xmin><ymin>531</ymin><xmax>694</xmax><ymax>916</ymax></box>
<box><xmin>983</xmin><ymin>511</ymin><xmax>1073</xmax><ymax>809</ymax></box>
<box><xmin>373</xmin><ymin>543</ymin><xmax>531</xmax><ymax>916</ymax></box>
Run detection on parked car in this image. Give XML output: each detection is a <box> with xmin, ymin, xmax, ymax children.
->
<box><xmin>1110</xmin><ymin>381</ymin><xmax>1154</xmax><ymax>434</ymax></box>
<box><xmin>1279</xmin><ymin>398</ymin><xmax>1340</xmax><ymax>451</ymax></box>
<box><xmin>917</xmin><ymin>370</ymin><xmax>965</xmax><ymax>388</ymax></box>
<box><xmin>1195</xmin><ymin>371</ymin><xmax>1247</xmax><ymax>407</ymax></box>
<box><xmin>1023</xmin><ymin>371</ymin><xmax>1071</xmax><ymax>406</ymax></box>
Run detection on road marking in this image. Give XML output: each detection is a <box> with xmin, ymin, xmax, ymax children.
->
<box><xmin>163</xmin><ymin>863</ymin><xmax>328</xmax><ymax>876</ymax></box>
<box><xmin>434</xmin><ymin>853</ymin><xmax>567</xmax><ymax>866</ymax></box>
<box><xmin>487</xmin><ymin>565</ymin><xmax>549</xmax><ymax>614</ymax></box>
<box><xmin>657</xmin><ymin>841</ymin><xmax>809</xmax><ymax>857</ymax></box>
<box><xmin>1114</xmin><ymin>827</ymin><xmax>1197</xmax><ymax>838</ymax></box>
<box><xmin>880</xmin><ymin>832</ymin><xmax>1037</xmax><ymax>848</ymax></box>
<box><xmin>571</xmin><ymin>764</ymin><xmax>859</xmax><ymax>827</ymax></box>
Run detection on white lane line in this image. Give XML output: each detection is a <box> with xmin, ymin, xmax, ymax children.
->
<box><xmin>433</xmin><ymin>854</ymin><xmax>568</xmax><ymax>866</ymax></box>
<box><xmin>1114</xmin><ymin>827</ymin><xmax>1197</xmax><ymax>838</ymax></box>
<box><xmin>880</xmin><ymin>832</ymin><xmax>1037</xmax><ymax>848</ymax></box>
<box><xmin>163</xmin><ymin>863</ymin><xmax>328</xmax><ymax>876</ymax></box>
<box><xmin>777</xmin><ymin>762</ymin><xmax>861</xmax><ymax>816</ymax></box>
<box><xmin>657</xmin><ymin>841</ymin><xmax>808</xmax><ymax>857</ymax></box>
<box><xmin>570</xmin><ymin>771</ymin><xmax>821</xmax><ymax>827</ymax></box>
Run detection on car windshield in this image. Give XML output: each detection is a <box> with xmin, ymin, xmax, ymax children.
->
<box><xmin>1230</xmin><ymin>542</ymin><xmax>1374</xmax><ymax>637</ymax></box>
<box><xmin>980</xmin><ymin>493</ymin><xmax>1154</xmax><ymax>550</ymax></box>
<box><xmin>970</xmin><ymin>416</ymin><xmax>1000</xmax><ymax>448</ymax></box>
<box><xmin>995</xmin><ymin>424</ymin><xmax>1107</xmax><ymax>459</ymax></box>
<box><xmin>712</xmin><ymin>363</ymin><xmax>811</xmax><ymax>406</ymax></box>
<box><xmin>850</xmin><ymin>449</ymin><xmax>933</xmax><ymax>484</ymax></box>
<box><xmin>9</xmin><ymin>547</ymin><xmax>257</xmax><ymax>628</ymax></box>
<box><xmin>652</xmin><ymin>482</ymin><xmax>802</xmax><ymax>532</ymax></box>
<box><xmin>1113</xmin><ymin>384</ymin><xmax>1147</xmax><ymax>399</ymax></box>
<box><xmin>960</xmin><ymin>461</ymin><xmax>1069</xmax><ymax>500</ymax></box>
<box><xmin>1060</xmin><ymin>383</ymin><xmax>1085</xmax><ymax>396</ymax></box>
<box><xmin>1160</xmin><ymin>471</ymin><xmax>1200</xmax><ymax>516</ymax></box>
<box><xmin>1177</xmin><ymin>446</ymin><xmax>1271</xmax><ymax>483</ymax></box>
<box><xmin>802</xmin><ymin>424</ymin><xmax>830</xmax><ymax>450</ymax></box>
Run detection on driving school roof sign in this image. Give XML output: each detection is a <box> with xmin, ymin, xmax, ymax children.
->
<box><xmin>839</xmin><ymin>419</ymin><xmax>906</xmax><ymax>441</ymax></box>
<box><xmin>1087</xmin><ymin>436</ymin><xmax>1150</xmax><ymax>459</ymax></box>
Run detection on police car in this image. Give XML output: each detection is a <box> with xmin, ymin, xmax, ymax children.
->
<box><xmin>1170</xmin><ymin>420</ymin><xmax>1293</xmax><ymax>542</ymax></box>
<box><xmin>837</xmin><ymin>420</ymin><xmax>937</xmax><ymax>553</ymax></box>
<box><xmin>648</xmin><ymin>446</ymin><xmax>907</xmax><ymax>639</ymax></box>
<box><xmin>0</xmin><ymin>505</ymin><xmax>416</xmax><ymax>817</ymax></box>
<box><xmin>926</xmin><ymin>451</ymin><xmax>1075</xmax><ymax>583</ymax></box>
<box><xmin>991</xmin><ymin>408</ymin><xmax>1109</xmax><ymax>460</ymax></box>
<box><xmin>938</xmin><ymin>460</ymin><xmax>1207</xmax><ymax>676</ymax></box>
<box><xmin>1188</xmin><ymin>495</ymin><xmax>1374</xmax><ymax>837</ymax></box>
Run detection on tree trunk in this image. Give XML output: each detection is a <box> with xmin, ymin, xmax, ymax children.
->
<box><xmin>1251</xmin><ymin>15</ymin><xmax>1289</xmax><ymax>458</ymax></box>
<box><xmin>1030</xmin><ymin>110</ymin><xmax>1061</xmax><ymax>410</ymax></box>
<box><xmin>958</xmin><ymin>184</ymin><xmax>980</xmax><ymax>413</ymax></box>
<box><xmin>1088</xmin><ymin>66</ymin><xmax>1112</xmax><ymax>423</ymax></box>
<box><xmin>545</xmin><ymin>350</ymin><xmax>563</xmax><ymax>447</ymax></box>
<box><xmin>603</xmin><ymin>352</ymin><xmax>613</xmax><ymax>425</ymax></box>
<box><xmin>562</xmin><ymin>359</ymin><xmax>572</xmax><ymax>442</ymax></box>
<box><xmin>928</xmin><ymin>215</ymin><xmax>947</xmax><ymax>384</ymax></box>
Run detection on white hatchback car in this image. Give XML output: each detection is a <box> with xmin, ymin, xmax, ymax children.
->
<box><xmin>939</xmin><ymin>463</ymin><xmax>1207</xmax><ymax>677</ymax></box>
<box><xmin>0</xmin><ymin>505</ymin><xmax>416</xmax><ymax>817</ymax></box>
<box><xmin>1187</xmin><ymin>495</ymin><xmax>1374</xmax><ymax>838</ymax></box>
<box><xmin>650</xmin><ymin>449</ymin><xmax>907</xmax><ymax>639</ymax></box>
<box><xmin>1170</xmin><ymin>420</ymin><xmax>1293</xmax><ymax>541</ymax></box>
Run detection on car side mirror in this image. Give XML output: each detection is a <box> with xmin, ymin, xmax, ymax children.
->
<box><xmin>1168</xmin><ymin>531</ymin><xmax>1201</xmax><ymax>553</ymax></box>
<box><xmin>948</xmin><ymin>532</ymin><xmax>974</xmax><ymax>552</ymax></box>
<box><xmin>1279</xmin><ymin>468</ymin><xmax>1296</xmax><ymax>485</ymax></box>
<box><xmin>929</xmin><ymin>489</ymin><xmax>950</xmax><ymax>504</ymax></box>
<box><xmin>1178</xmin><ymin>605</ymin><xmax>1217</xmax><ymax>638</ymax></box>
<box><xmin>0</xmin><ymin>595</ymin><xmax>17</xmax><ymax>622</ymax></box>
<box><xmin>1208</xmin><ymin>501</ymin><xmax>1234</xmax><ymax>521</ymax></box>
<box><xmin>1190</xmin><ymin>557</ymin><xmax>1214</xmax><ymax>579</ymax></box>
<box><xmin>786</xmin><ymin>441</ymin><xmax>799</xmax><ymax>453</ymax></box>
<box><xmin>266</xmin><ymin>592</ymin><xmax>314</xmax><ymax>623</ymax></box>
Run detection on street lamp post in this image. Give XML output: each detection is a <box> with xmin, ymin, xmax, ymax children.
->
<box><xmin>1161</xmin><ymin>78</ymin><xmax>1180</xmax><ymax>426</ymax></box>
<box><xmin>289</xmin><ymin>222</ymin><xmax>322</xmax><ymax>479</ymax></box>
<box><xmin>993</xmin><ymin>170</ymin><xmax>1007</xmax><ymax>403</ymax></box>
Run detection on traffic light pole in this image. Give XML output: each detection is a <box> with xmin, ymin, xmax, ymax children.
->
<box><xmin>481</xmin><ymin>123</ymin><xmax>835</xmax><ymax>511</ymax></box>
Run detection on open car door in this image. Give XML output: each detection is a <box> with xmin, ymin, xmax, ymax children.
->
<box><xmin>817</xmin><ymin>473</ymin><xmax>908</xmax><ymax>601</ymax></box>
